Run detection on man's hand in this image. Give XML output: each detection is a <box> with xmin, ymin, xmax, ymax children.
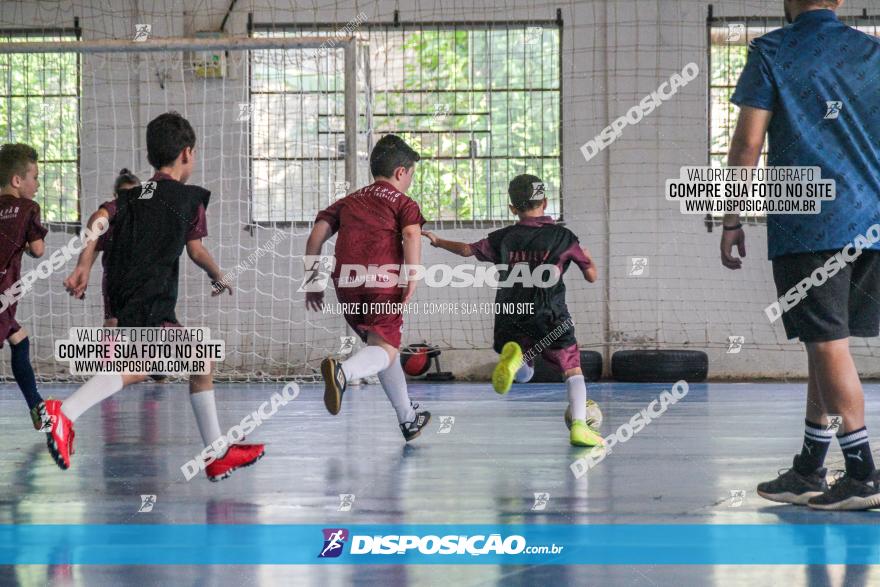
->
<box><xmin>63</xmin><ymin>266</ymin><xmax>90</xmax><ymax>299</ymax></box>
<box><xmin>306</xmin><ymin>291</ymin><xmax>325</xmax><ymax>311</ymax></box>
<box><xmin>422</xmin><ymin>230</ymin><xmax>439</xmax><ymax>247</ymax></box>
<box><xmin>720</xmin><ymin>227</ymin><xmax>746</xmax><ymax>270</ymax></box>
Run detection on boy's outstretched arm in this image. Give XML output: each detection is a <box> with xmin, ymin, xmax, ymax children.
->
<box><xmin>580</xmin><ymin>246</ymin><xmax>598</xmax><ymax>283</ymax></box>
<box><xmin>305</xmin><ymin>219</ymin><xmax>334</xmax><ymax>257</ymax></box>
<box><xmin>422</xmin><ymin>230</ymin><xmax>474</xmax><ymax>257</ymax></box>
<box><xmin>402</xmin><ymin>224</ymin><xmax>422</xmax><ymax>303</ymax></box>
<box><xmin>63</xmin><ymin>208</ymin><xmax>108</xmax><ymax>298</ymax></box>
<box><xmin>186</xmin><ymin>238</ymin><xmax>232</xmax><ymax>296</ymax></box>
<box><xmin>304</xmin><ymin>220</ymin><xmax>334</xmax><ymax>311</ymax></box>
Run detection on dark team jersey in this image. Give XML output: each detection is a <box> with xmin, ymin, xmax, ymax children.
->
<box><xmin>315</xmin><ymin>180</ymin><xmax>425</xmax><ymax>294</ymax></box>
<box><xmin>96</xmin><ymin>198</ymin><xmax>207</xmax><ymax>269</ymax></box>
<box><xmin>0</xmin><ymin>194</ymin><xmax>48</xmax><ymax>297</ymax></box>
<box><xmin>469</xmin><ymin>216</ymin><xmax>591</xmax><ymax>349</ymax></box>
<box><xmin>106</xmin><ymin>173</ymin><xmax>210</xmax><ymax>327</ymax></box>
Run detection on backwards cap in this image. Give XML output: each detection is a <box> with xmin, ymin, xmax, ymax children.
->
<box><xmin>508</xmin><ymin>174</ymin><xmax>546</xmax><ymax>209</ymax></box>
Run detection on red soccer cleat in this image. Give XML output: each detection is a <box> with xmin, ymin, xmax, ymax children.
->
<box><xmin>44</xmin><ymin>400</ymin><xmax>74</xmax><ymax>470</ymax></box>
<box><xmin>205</xmin><ymin>443</ymin><xmax>265</xmax><ymax>482</ymax></box>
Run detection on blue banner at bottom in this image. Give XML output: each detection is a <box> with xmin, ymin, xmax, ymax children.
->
<box><xmin>1</xmin><ymin>524</ymin><xmax>879</xmax><ymax>565</ymax></box>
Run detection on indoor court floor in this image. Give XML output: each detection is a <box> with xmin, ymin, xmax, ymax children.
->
<box><xmin>2</xmin><ymin>380</ymin><xmax>879</xmax><ymax>586</ymax></box>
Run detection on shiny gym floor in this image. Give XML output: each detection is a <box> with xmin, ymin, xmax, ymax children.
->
<box><xmin>2</xmin><ymin>380</ymin><xmax>879</xmax><ymax>586</ymax></box>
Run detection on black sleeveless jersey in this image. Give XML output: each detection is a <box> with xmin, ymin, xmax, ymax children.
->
<box><xmin>483</xmin><ymin>221</ymin><xmax>580</xmax><ymax>351</ymax></box>
<box><xmin>106</xmin><ymin>179</ymin><xmax>210</xmax><ymax>327</ymax></box>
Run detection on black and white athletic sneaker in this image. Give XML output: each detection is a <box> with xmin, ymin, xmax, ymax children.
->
<box><xmin>808</xmin><ymin>470</ymin><xmax>880</xmax><ymax>511</ymax></box>
<box><xmin>400</xmin><ymin>405</ymin><xmax>431</xmax><ymax>442</ymax></box>
<box><xmin>321</xmin><ymin>357</ymin><xmax>347</xmax><ymax>415</ymax></box>
<box><xmin>756</xmin><ymin>457</ymin><xmax>828</xmax><ymax>505</ymax></box>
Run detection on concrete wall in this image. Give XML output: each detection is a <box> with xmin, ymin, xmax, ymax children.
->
<box><xmin>1</xmin><ymin>0</ymin><xmax>878</xmax><ymax>381</ymax></box>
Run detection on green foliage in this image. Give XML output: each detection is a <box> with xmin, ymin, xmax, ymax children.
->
<box><xmin>0</xmin><ymin>39</ymin><xmax>79</xmax><ymax>222</ymax></box>
<box><xmin>388</xmin><ymin>28</ymin><xmax>561</xmax><ymax>221</ymax></box>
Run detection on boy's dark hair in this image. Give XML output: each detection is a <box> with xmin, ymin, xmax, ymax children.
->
<box><xmin>0</xmin><ymin>143</ymin><xmax>38</xmax><ymax>187</ymax></box>
<box><xmin>508</xmin><ymin>174</ymin><xmax>546</xmax><ymax>212</ymax></box>
<box><xmin>370</xmin><ymin>134</ymin><xmax>420</xmax><ymax>179</ymax></box>
<box><xmin>146</xmin><ymin>111</ymin><xmax>196</xmax><ymax>169</ymax></box>
<box><xmin>114</xmin><ymin>168</ymin><xmax>141</xmax><ymax>197</ymax></box>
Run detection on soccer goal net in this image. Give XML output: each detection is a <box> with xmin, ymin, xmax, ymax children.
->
<box><xmin>2</xmin><ymin>5</ymin><xmax>879</xmax><ymax>384</ymax></box>
<box><xmin>0</xmin><ymin>31</ymin><xmax>369</xmax><ymax>382</ymax></box>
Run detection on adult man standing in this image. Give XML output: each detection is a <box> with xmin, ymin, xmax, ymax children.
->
<box><xmin>722</xmin><ymin>0</ymin><xmax>880</xmax><ymax>510</ymax></box>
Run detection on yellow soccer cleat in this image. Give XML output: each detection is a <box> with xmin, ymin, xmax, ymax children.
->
<box><xmin>570</xmin><ymin>419</ymin><xmax>604</xmax><ymax>447</ymax></box>
<box><xmin>492</xmin><ymin>342</ymin><xmax>523</xmax><ymax>395</ymax></box>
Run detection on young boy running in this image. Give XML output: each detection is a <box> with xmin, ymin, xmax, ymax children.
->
<box><xmin>0</xmin><ymin>143</ymin><xmax>48</xmax><ymax>430</ymax></box>
<box><xmin>423</xmin><ymin>174</ymin><xmax>602</xmax><ymax>447</ymax></box>
<box><xmin>305</xmin><ymin>134</ymin><xmax>431</xmax><ymax>441</ymax></box>
<box><xmin>45</xmin><ymin>112</ymin><xmax>264</xmax><ymax>481</ymax></box>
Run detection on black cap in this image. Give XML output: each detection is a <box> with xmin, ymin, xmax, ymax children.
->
<box><xmin>508</xmin><ymin>174</ymin><xmax>546</xmax><ymax>209</ymax></box>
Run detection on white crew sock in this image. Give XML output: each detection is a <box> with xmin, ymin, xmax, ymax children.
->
<box><xmin>514</xmin><ymin>362</ymin><xmax>535</xmax><ymax>383</ymax></box>
<box><xmin>190</xmin><ymin>390</ymin><xmax>224</xmax><ymax>448</ymax></box>
<box><xmin>341</xmin><ymin>345</ymin><xmax>391</xmax><ymax>381</ymax></box>
<box><xmin>566</xmin><ymin>375</ymin><xmax>587</xmax><ymax>422</ymax></box>
<box><xmin>61</xmin><ymin>373</ymin><xmax>124</xmax><ymax>422</ymax></box>
<box><xmin>378</xmin><ymin>358</ymin><xmax>416</xmax><ymax>424</ymax></box>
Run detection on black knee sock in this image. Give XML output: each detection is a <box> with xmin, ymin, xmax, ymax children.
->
<box><xmin>794</xmin><ymin>419</ymin><xmax>833</xmax><ymax>475</ymax></box>
<box><xmin>838</xmin><ymin>427</ymin><xmax>876</xmax><ymax>481</ymax></box>
<box><xmin>10</xmin><ymin>337</ymin><xmax>42</xmax><ymax>410</ymax></box>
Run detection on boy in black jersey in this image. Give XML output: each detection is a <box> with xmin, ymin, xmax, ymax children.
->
<box><xmin>47</xmin><ymin>112</ymin><xmax>264</xmax><ymax>480</ymax></box>
<box><xmin>423</xmin><ymin>174</ymin><xmax>603</xmax><ymax>446</ymax></box>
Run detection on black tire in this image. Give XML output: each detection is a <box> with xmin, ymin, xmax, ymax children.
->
<box><xmin>528</xmin><ymin>350</ymin><xmax>603</xmax><ymax>383</ymax></box>
<box><xmin>611</xmin><ymin>350</ymin><xmax>708</xmax><ymax>383</ymax></box>
<box><xmin>580</xmin><ymin>350</ymin><xmax>603</xmax><ymax>382</ymax></box>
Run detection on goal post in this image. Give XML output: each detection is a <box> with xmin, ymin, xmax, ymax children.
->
<box><xmin>0</xmin><ymin>34</ymin><xmax>364</xmax><ymax>382</ymax></box>
<box><xmin>0</xmin><ymin>33</ymin><xmax>359</xmax><ymax>190</ymax></box>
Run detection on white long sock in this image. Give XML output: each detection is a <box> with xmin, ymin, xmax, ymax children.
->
<box><xmin>566</xmin><ymin>375</ymin><xmax>587</xmax><ymax>422</ymax></box>
<box><xmin>61</xmin><ymin>373</ymin><xmax>124</xmax><ymax>422</ymax></box>
<box><xmin>190</xmin><ymin>390</ymin><xmax>224</xmax><ymax>448</ymax></box>
<box><xmin>378</xmin><ymin>359</ymin><xmax>416</xmax><ymax>424</ymax></box>
<box><xmin>341</xmin><ymin>345</ymin><xmax>391</xmax><ymax>380</ymax></box>
<box><xmin>514</xmin><ymin>362</ymin><xmax>534</xmax><ymax>383</ymax></box>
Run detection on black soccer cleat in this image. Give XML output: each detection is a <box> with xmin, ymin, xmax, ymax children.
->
<box><xmin>321</xmin><ymin>357</ymin><xmax>347</xmax><ymax>415</ymax></box>
<box><xmin>808</xmin><ymin>470</ymin><xmax>880</xmax><ymax>511</ymax></box>
<box><xmin>400</xmin><ymin>405</ymin><xmax>431</xmax><ymax>442</ymax></box>
<box><xmin>756</xmin><ymin>456</ymin><xmax>828</xmax><ymax>505</ymax></box>
<box><xmin>30</xmin><ymin>401</ymin><xmax>49</xmax><ymax>431</ymax></box>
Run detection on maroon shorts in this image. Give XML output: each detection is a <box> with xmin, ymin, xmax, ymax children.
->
<box><xmin>336</xmin><ymin>290</ymin><xmax>404</xmax><ymax>348</ymax></box>
<box><xmin>0</xmin><ymin>306</ymin><xmax>21</xmax><ymax>349</ymax></box>
<box><xmin>513</xmin><ymin>336</ymin><xmax>580</xmax><ymax>374</ymax></box>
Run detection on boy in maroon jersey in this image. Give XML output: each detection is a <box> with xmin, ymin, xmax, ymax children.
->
<box><xmin>45</xmin><ymin>112</ymin><xmax>264</xmax><ymax>480</ymax></box>
<box><xmin>305</xmin><ymin>134</ymin><xmax>431</xmax><ymax>441</ymax></box>
<box><xmin>0</xmin><ymin>143</ymin><xmax>48</xmax><ymax>430</ymax></box>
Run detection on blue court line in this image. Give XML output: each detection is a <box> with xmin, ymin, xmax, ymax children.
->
<box><xmin>2</xmin><ymin>524</ymin><xmax>880</xmax><ymax>565</ymax></box>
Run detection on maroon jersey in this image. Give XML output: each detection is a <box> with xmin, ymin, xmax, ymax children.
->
<box><xmin>0</xmin><ymin>194</ymin><xmax>47</xmax><ymax>344</ymax></box>
<box><xmin>315</xmin><ymin>180</ymin><xmax>425</xmax><ymax>294</ymax></box>
<box><xmin>0</xmin><ymin>194</ymin><xmax>48</xmax><ymax>293</ymax></box>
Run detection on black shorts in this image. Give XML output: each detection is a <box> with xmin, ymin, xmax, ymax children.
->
<box><xmin>771</xmin><ymin>250</ymin><xmax>880</xmax><ymax>342</ymax></box>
